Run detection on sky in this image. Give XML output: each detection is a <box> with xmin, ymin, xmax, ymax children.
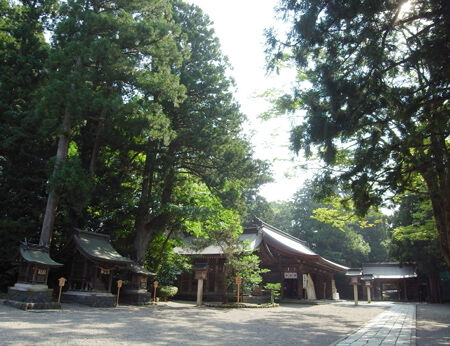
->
<box><xmin>188</xmin><ymin>0</ymin><xmax>312</xmax><ymax>202</ymax></box>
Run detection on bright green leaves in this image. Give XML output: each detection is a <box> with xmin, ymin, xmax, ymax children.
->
<box><xmin>266</xmin><ymin>0</ymin><xmax>450</xmax><ymax>265</ymax></box>
<box><xmin>179</xmin><ymin>178</ymin><xmax>242</xmax><ymax>240</ymax></box>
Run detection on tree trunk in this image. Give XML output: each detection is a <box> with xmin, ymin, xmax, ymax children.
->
<box><xmin>429</xmin><ymin>194</ymin><xmax>450</xmax><ymax>268</ymax></box>
<box><xmin>422</xmin><ymin>163</ymin><xmax>450</xmax><ymax>268</ymax></box>
<box><xmin>134</xmin><ymin>144</ymin><xmax>156</xmax><ymax>263</ymax></box>
<box><xmin>39</xmin><ymin>107</ymin><xmax>71</xmax><ymax>245</ymax></box>
<box><xmin>88</xmin><ymin>108</ymin><xmax>106</xmax><ymax>176</ymax></box>
<box><xmin>134</xmin><ymin>144</ymin><xmax>178</xmax><ymax>263</ymax></box>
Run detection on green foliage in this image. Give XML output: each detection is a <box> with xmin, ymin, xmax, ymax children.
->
<box><xmin>226</xmin><ymin>249</ymin><xmax>269</xmax><ymax>294</ymax></box>
<box><xmin>266</xmin><ymin>0</ymin><xmax>450</xmax><ymax>266</ymax></box>
<box><xmin>390</xmin><ymin>193</ymin><xmax>446</xmax><ymax>276</ymax></box>
<box><xmin>382</xmin><ymin>180</ymin><xmax>444</xmax><ymax>273</ymax></box>
<box><xmin>264</xmin><ymin>282</ymin><xmax>281</xmax><ymax>304</ymax></box>
<box><xmin>267</xmin><ymin>181</ymin><xmax>389</xmax><ymax>267</ymax></box>
<box><xmin>133</xmin><ymin>1</ymin><xmax>271</xmax><ymax>263</ymax></box>
<box><xmin>158</xmin><ymin>285</ymin><xmax>178</xmax><ymax>299</ymax></box>
<box><xmin>0</xmin><ymin>0</ymin><xmax>57</xmax><ymax>289</ymax></box>
<box><xmin>391</xmin><ymin>197</ymin><xmax>437</xmax><ymax>242</ymax></box>
<box><xmin>0</xmin><ymin>0</ymin><xmax>270</xmax><ymax>291</ymax></box>
<box><xmin>150</xmin><ymin>240</ymin><xmax>191</xmax><ymax>286</ymax></box>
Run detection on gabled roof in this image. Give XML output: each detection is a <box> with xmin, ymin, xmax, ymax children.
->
<box><xmin>19</xmin><ymin>242</ymin><xmax>63</xmax><ymax>267</ymax></box>
<box><xmin>362</xmin><ymin>263</ymin><xmax>417</xmax><ymax>279</ymax></box>
<box><xmin>252</xmin><ymin>218</ymin><xmax>348</xmax><ymax>272</ymax></box>
<box><xmin>254</xmin><ymin>218</ymin><xmax>317</xmax><ymax>256</ymax></box>
<box><xmin>71</xmin><ymin>229</ymin><xmax>133</xmax><ymax>265</ymax></box>
<box><xmin>174</xmin><ymin>232</ymin><xmax>263</xmax><ymax>256</ymax></box>
<box><xmin>175</xmin><ymin>218</ymin><xmax>349</xmax><ymax>272</ymax></box>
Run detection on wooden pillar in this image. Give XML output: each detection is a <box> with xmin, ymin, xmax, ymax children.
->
<box><xmin>92</xmin><ymin>265</ymin><xmax>97</xmax><ymax>290</ymax></box>
<box><xmin>403</xmin><ymin>279</ymin><xmax>408</xmax><ymax>300</ymax></box>
<box><xmin>32</xmin><ymin>266</ymin><xmax>37</xmax><ymax>284</ymax></box>
<box><xmin>82</xmin><ymin>257</ymin><xmax>88</xmax><ymax>290</ymax></box>
<box><xmin>188</xmin><ymin>272</ymin><xmax>192</xmax><ymax>293</ymax></box>
<box><xmin>108</xmin><ymin>269</ymin><xmax>113</xmax><ymax>292</ymax></box>
<box><xmin>297</xmin><ymin>272</ymin><xmax>303</xmax><ymax>299</ymax></box>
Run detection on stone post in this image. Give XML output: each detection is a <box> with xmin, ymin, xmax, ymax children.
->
<box><xmin>353</xmin><ymin>281</ymin><xmax>359</xmax><ymax>306</ymax></box>
<box><xmin>197</xmin><ymin>278</ymin><xmax>204</xmax><ymax>306</ymax></box>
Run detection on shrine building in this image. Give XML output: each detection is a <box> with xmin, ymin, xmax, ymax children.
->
<box><xmin>176</xmin><ymin>218</ymin><xmax>348</xmax><ymax>301</ymax></box>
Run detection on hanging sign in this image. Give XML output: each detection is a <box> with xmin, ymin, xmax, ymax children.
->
<box><xmin>302</xmin><ymin>274</ymin><xmax>308</xmax><ymax>287</ymax></box>
<box><xmin>100</xmin><ymin>268</ymin><xmax>111</xmax><ymax>275</ymax></box>
<box><xmin>284</xmin><ymin>272</ymin><xmax>298</xmax><ymax>279</ymax></box>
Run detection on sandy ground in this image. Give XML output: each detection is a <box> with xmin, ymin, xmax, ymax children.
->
<box><xmin>416</xmin><ymin>303</ymin><xmax>450</xmax><ymax>346</ymax></box>
<box><xmin>0</xmin><ymin>301</ymin><xmax>388</xmax><ymax>346</ymax></box>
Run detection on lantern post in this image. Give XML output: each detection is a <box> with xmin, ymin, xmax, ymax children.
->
<box><xmin>193</xmin><ymin>263</ymin><xmax>208</xmax><ymax>306</ymax></box>
<box><xmin>346</xmin><ymin>268</ymin><xmax>362</xmax><ymax>306</ymax></box>
<box><xmin>361</xmin><ymin>274</ymin><xmax>374</xmax><ymax>303</ymax></box>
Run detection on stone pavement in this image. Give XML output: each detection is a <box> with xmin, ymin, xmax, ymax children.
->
<box><xmin>334</xmin><ymin>304</ymin><xmax>416</xmax><ymax>346</ymax></box>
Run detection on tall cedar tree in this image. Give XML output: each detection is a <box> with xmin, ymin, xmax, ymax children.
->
<box><xmin>38</xmin><ymin>0</ymin><xmax>185</xmax><ymax>245</ymax></box>
<box><xmin>0</xmin><ymin>0</ymin><xmax>56</xmax><ymax>288</ymax></box>
<box><xmin>133</xmin><ymin>1</ymin><xmax>270</xmax><ymax>262</ymax></box>
<box><xmin>266</xmin><ymin>0</ymin><xmax>450</xmax><ymax>266</ymax></box>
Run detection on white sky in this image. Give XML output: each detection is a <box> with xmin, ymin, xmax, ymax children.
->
<box><xmin>188</xmin><ymin>0</ymin><xmax>313</xmax><ymax>202</ymax></box>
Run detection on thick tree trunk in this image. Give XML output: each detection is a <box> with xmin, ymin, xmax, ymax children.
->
<box><xmin>88</xmin><ymin>108</ymin><xmax>106</xmax><ymax>176</ymax></box>
<box><xmin>429</xmin><ymin>194</ymin><xmax>450</xmax><ymax>268</ymax></box>
<box><xmin>422</xmin><ymin>161</ymin><xmax>450</xmax><ymax>268</ymax></box>
<box><xmin>134</xmin><ymin>143</ymin><xmax>178</xmax><ymax>263</ymax></box>
<box><xmin>134</xmin><ymin>144</ymin><xmax>156</xmax><ymax>263</ymax></box>
<box><xmin>39</xmin><ymin>108</ymin><xmax>71</xmax><ymax>245</ymax></box>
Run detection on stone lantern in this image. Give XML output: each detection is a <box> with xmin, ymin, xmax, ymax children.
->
<box><xmin>361</xmin><ymin>273</ymin><xmax>374</xmax><ymax>303</ymax></box>
<box><xmin>346</xmin><ymin>268</ymin><xmax>362</xmax><ymax>305</ymax></box>
<box><xmin>193</xmin><ymin>263</ymin><xmax>208</xmax><ymax>306</ymax></box>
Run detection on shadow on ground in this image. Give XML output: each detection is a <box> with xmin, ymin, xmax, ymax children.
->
<box><xmin>416</xmin><ymin>303</ymin><xmax>450</xmax><ymax>346</ymax></box>
<box><xmin>0</xmin><ymin>301</ymin><xmax>388</xmax><ymax>345</ymax></box>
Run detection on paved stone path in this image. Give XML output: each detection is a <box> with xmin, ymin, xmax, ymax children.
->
<box><xmin>334</xmin><ymin>304</ymin><xmax>416</xmax><ymax>345</ymax></box>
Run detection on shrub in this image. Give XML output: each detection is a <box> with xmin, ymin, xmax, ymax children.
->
<box><xmin>158</xmin><ymin>285</ymin><xmax>178</xmax><ymax>300</ymax></box>
<box><xmin>264</xmin><ymin>283</ymin><xmax>281</xmax><ymax>304</ymax></box>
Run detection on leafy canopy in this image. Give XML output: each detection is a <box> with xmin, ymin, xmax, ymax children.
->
<box><xmin>266</xmin><ymin>0</ymin><xmax>450</xmax><ymax>266</ymax></box>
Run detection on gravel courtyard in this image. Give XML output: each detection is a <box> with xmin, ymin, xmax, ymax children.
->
<box><xmin>0</xmin><ymin>301</ymin><xmax>388</xmax><ymax>345</ymax></box>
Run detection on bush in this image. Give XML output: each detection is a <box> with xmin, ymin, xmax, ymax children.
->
<box><xmin>158</xmin><ymin>285</ymin><xmax>178</xmax><ymax>300</ymax></box>
<box><xmin>264</xmin><ymin>283</ymin><xmax>281</xmax><ymax>304</ymax></box>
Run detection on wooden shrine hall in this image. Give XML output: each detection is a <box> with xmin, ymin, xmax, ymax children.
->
<box><xmin>176</xmin><ymin>218</ymin><xmax>348</xmax><ymax>301</ymax></box>
<box><xmin>58</xmin><ymin>229</ymin><xmax>135</xmax><ymax>307</ymax></box>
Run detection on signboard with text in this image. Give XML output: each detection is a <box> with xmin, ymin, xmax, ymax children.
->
<box><xmin>284</xmin><ymin>272</ymin><xmax>298</xmax><ymax>279</ymax></box>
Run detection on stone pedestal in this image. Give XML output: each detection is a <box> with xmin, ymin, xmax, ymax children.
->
<box><xmin>62</xmin><ymin>291</ymin><xmax>116</xmax><ymax>307</ymax></box>
<box><xmin>120</xmin><ymin>289</ymin><xmax>152</xmax><ymax>305</ymax></box>
<box><xmin>5</xmin><ymin>283</ymin><xmax>61</xmax><ymax>310</ymax></box>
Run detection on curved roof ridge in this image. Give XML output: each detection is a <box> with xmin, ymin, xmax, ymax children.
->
<box><xmin>253</xmin><ymin>216</ymin><xmax>310</xmax><ymax>247</ymax></box>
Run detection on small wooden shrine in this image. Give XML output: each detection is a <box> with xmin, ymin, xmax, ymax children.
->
<box><xmin>5</xmin><ymin>241</ymin><xmax>63</xmax><ymax>310</ymax></box>
<box><xmin>175</xmin><ymin>218</ymin><xmax>348</xmax><ymax>302</ymax></box>
<box><xmin>120</xmin><ymin>263</ymin><xmax>155</xmax><ymax>305</ymax></box>
<box><xmin>58</xmin><ymin>229</ymin><xmax>133</xmax><ymax>307</ymax></box>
